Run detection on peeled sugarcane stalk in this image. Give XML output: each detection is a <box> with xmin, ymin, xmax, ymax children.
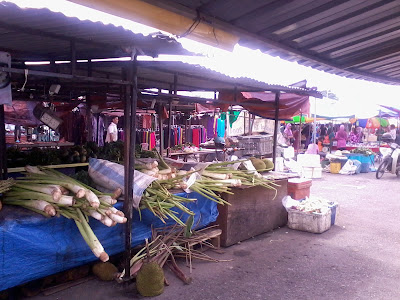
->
<box><xmin>24</xmin><ymin>166</ymin><xmax>100</xmax><ymax>208</ymax></box>
<box><xmin>2</xmin><ymin>171</ymin><xmax>126</xmax><ymax>261</ymax></box>
<box><xmin>75</xmin><ymin>208</ymin><xmax>109</xmax><ymax>262</ymax></box>
<box><xmin>4</xmin><ymin>199</ymin><xmax>56</xmax><ymax>216</ymax></box>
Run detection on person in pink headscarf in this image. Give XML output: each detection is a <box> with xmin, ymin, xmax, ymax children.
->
<box><xmin>283</xmin><ymin>124</ymin><xmax>294</xmax><ymax>145</ymax></box>
<box><xmin>335</xmin><ymin>124</ymin><xmax>348</xmax><ymax>149</ymax></box>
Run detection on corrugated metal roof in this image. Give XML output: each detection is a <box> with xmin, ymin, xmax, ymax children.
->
<box><xmin>136</xmin><ymin>61</ymin><xmax>321</xmax><ymax>96</ymax></box>
<box><xmin>0</xmin><ymin>2</ymin><xmax>321</xmax><ymax>98</ymax></box>
<box><xmin>0</xmin><ymin>1</ymin><xmax>192</xmax><ymax>61</ymax></box>
<box><xmin>144</xmin><ymin>0</ymin><xmax>400</xmax><ymax>85</ymax></box>
<box><xmin>25</xmin><ymin>60</ymin><xmax>321</xmax><ymax>97</ymax></box>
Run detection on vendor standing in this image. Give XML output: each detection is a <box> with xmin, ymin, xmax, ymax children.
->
<box><xmin>105</xmin><ymin>116</ymin><xmax>119</xmax><ymax>143</ymax></box>
<box><xmin>335</xmin><ymin>124</ymin><xmax>348</xmax><ymax>150</ymax></box>
<box><xmin>283</xmin><ymin>124</ymin><xmax>294</xmax><ymax>145</ymax></box>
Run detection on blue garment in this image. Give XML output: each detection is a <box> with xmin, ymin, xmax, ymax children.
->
<box><xmin>217</xmin><ymin>119</ymin><xmax>225</xmax><ymax>137</ymax></box>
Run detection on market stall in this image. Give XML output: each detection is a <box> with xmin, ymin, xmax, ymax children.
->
<box><xmin>0</xmin><ymin>3</ymin><xmax>323</xmax><ymax>295</ymax></box>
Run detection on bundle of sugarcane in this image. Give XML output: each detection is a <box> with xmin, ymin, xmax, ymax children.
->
<box><xmin>0</xmin><ymin>178</ymin><xmax>15</xmax><ymax>211</ymax></box>
<box><xmin>139</xmin><ymin>180</ymin><xmax>196</xmax><ymax>227</ymax></box>
<box><xmin>204</xmin><ymin>160</ymin><xmax>279</xmax><ymax>192</ymax></box>
<box><xmin>2</xmin><ymin>166</ymin><xmax>125</xmax><ymax>262</ymax></box>
<box><xmin>0</xmin><ymin>178</ymin><xmax>14</xmax><ymax>194</ymax></box>
<box><xmin>118</xmin><ymin>225</ymin><xmax>223</xmax><ymax>283</ymax></box>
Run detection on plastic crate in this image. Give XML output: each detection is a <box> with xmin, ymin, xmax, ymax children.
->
<box><xmin>288</xmin><ymin>178</ymin><xmax>312</xmax><ymax>200</ymax></box>
<box><xmin>237</xmin><ymin>135</ymin><xmax>272</xmax><ymax>156</ymax></box>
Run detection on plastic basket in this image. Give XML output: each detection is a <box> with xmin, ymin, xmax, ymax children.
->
<box><xmin>237</xmin><ymin>135</ymin><xmax>272</xmax><ymax>156</ymax></box>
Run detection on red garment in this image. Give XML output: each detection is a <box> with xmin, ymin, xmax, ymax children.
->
<box><xmin>192</xmin><ymin>128</ymin><xmax>200</xmax><ymax>147</ymax></box>
<box><xmin>150</xmin><ymin>132</ymin><xmax>156</xmax><ymax>150</ymax></box>
<box><xmin>142</xmin><ymin>115</ymin><xmax>152</xmax><ymax>129</ymax></box>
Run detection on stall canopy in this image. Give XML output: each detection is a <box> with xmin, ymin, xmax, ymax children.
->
<box><xmin>218</xmin><ymin>90</ymin><xmax>311</xmax><ymax>120</ymax></box>
<box><xmin>356</xmin><ymin>117</ymin><xmax>390</xmax><ymax>129</ymax></box>
<box><xmin>380</xmin><ymin>105</ymin><xmax>400</xmax><ymax>117</ymax></box>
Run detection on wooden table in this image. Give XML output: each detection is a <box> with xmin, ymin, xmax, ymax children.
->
<box><xmin>7</xmin><ymin>142</ymin><xmax>74</xmax><ymax>149</ymax></box>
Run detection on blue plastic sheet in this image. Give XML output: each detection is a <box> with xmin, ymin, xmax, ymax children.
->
<box><xmin>0</xmin><ymin>192</ymin><xmax>218</xmax><ymax>291</ymax></box>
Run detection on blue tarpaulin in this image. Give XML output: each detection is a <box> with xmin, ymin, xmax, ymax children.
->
<box><xmin>0</xmin><ymin>192</ymin><xmax>218</xmax><ymax>291</ymax></box>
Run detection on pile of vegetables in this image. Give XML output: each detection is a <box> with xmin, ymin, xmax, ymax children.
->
<box><xmin>135</xmin><ymin>154</ymin><xmax>278</xmax><ymax>207</ymax></box>
<box><xmin>6</xmin><ymin>141</ymin><xmax>158</xmax><ymax>168</ymax></box>
<box><xmin>289</xmin><ymin>196</ymin><xmax>332</xmax><ymax>214</ymax></box>
<box><xmin>350</xmin><ymin>147</ymin><xmax>375</xmax><ymax>156</ymax></box>
<box><xmin>2</xmin><ymin>166</ymin><xmax>125</xmax><ymax>261</ymax></box>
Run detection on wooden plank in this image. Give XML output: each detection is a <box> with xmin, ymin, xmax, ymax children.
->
<box><xmin>188</xmin><ymin>228</ymin><xmax>222</xmax><ymax>247</ymax></box>
<box><xmin>8</xmin><ymin>163</ymin><xmax>89</xmax><ymax>173</ymax></box>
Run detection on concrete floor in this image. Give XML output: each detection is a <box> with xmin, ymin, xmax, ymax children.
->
<box><xmin>30</xmin><ymin>171</ymin><xmax>400</xmax><ymax>300</ymax></box>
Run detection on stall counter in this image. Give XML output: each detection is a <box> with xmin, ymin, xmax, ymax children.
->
<box><xmin>216</xmin><ymin>179</ymin><xmax>288</xmax><ymax>247</ymax></box>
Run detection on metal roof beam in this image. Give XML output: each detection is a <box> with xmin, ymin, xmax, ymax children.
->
<box><xmin>0</xmin><ymin>20</ymin><xmax>118</xmax><ymax>51</ymax></box>
<box><xmin>339</xmin><ymin>39</ymin><xmax>400</xmax><ymax>68</ymax></box>
<box><xmin>1</xmin><ymin>66</ymin><xmax>131</xmax><ymax>85</ymax></box>
<box><xmin>281</xmin><ymin>0</ymin><xmax>397</xmax><ymax>42</ymax></box>
<box><xmin>257</xmin><ymin>0</ymin><xmax>349</xmax><ymax>35</ymax></box>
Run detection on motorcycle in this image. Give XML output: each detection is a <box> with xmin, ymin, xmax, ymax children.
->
<box><xmin>376</xmin><ymin>143</ymin><xmax>400</xmax><ymax>179</ymax></box>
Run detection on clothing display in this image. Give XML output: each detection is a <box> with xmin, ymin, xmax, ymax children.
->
<box><xmin>59</xmin><ymin>111</ymin><xmax>86</xmax><ymax>145</ymax></box>
<box><xmin>136</xmin><ymin>129</ymin><xmax>156</xmax><ymax>150</ymax></box>
<box><xmin>187</xmin><ymin>126</ymin><xmax>207</xmax><ymax>147</ymax></box>
<box><xmin>163</xmin><ymin>126</ymin><xmax>183</xmax><ymax>149</ymax></box>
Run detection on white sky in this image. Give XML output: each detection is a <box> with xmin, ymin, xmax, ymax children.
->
<box><xmin>5</xmin><ymin>0</ymin><xmax>400</xmax><ymax>118</ymax></box>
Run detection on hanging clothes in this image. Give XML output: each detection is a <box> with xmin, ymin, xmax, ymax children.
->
<box><xmin>142</xmin><ymin>115</ymin><xmax>152</xmax><ymax>129</ymax></box>
<box><xmin>217</xmin><ymin>119</ymin><xmax>225</xmax><ymax>138</ymax></box>
<box><xmin>229</xmin><ymin>111</ymin><xmax>240</xmax><ymax>128</ymax></box>
<box><xmin>192</xmin><ymin>128</ymin><xmax>200</xmax><ymax>147</ymax></box>
<box><xmin>206</xmin><ymin>116</ymin><xmax>215</xmax><ymax>139</ymax></box>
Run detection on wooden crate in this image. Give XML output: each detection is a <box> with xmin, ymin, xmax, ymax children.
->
<box><xmin>216</xmin><ymin>179</ymin><xmax>288</xmax><ymax>247</ymax></box>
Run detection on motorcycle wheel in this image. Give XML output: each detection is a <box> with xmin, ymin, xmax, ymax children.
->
<box><xmin>376</xmin><ymin>160</ymin><xmax>389</xmax><ymax>179</ymax></box>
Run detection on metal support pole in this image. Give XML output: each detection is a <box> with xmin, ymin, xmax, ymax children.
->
<box><xmin>123</xmin><ymin>51</ymin><xmax>138</xmax><ymax>280</ymax></box>
<box><xmin>158</xmin><ymin>105</ymin><xmax>164</xmax><ymax>155</ymax></box>
<box><xmin>185</xmin><ymin>116</ymin><xmax>188</xmax><ymax>143</ymax></box>
<box><xmin>313</xmin><ymin>97</ymin><xmax>317</xmax><ymax>144</ymax></box>
<box><xmin>0</xmin><ymin>105</ymin><xmax>7</xmax><ymax>179</ymax></box>
<box><xmin>86</xmin><ymin>59</ymin><xmax>92</xmax><ymax>142</ymax></box>
<box><xmin>298</xmin><ymin>112</ymin><xmax>303</xmax><ymax>152</ymax></box>
<box><xmin>272</xmin><ymin>92</ymin><xmax>281</xmax><ymax>169</ymax></box>
<box><xmin>70</xmin><ymin>40</ymin><xmax>76</xmax><ymax>75</ymax></box>
<box><xmin>167</xmin><ymin>100</ymin><xmax>172</xmax><ymax>156</ymax></box>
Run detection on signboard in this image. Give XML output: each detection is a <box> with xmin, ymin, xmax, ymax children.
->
<box><xmin>0</xmin><ymin>51</ymin><xmax>11</xmax><ymax>105</ymax></box>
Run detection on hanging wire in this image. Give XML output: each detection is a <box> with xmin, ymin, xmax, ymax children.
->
<box><xmin>179</xmin><ymin>10</ymin><xmax>202</xmax><ymax>38</ymax></box>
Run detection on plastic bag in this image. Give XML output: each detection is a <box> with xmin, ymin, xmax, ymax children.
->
<box><xmin>339</xmin><ymin>159</ymin><xmax>357</xmax><ymax>175</ymax></box>
<box><xmin>282</xmin><ymin>195</ymin><xmax>300</xmax><ymax>212</ymax></box>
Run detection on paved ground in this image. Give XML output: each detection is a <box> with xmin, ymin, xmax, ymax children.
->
<box><xmin>29</xmin><ymin>171</ymin><xmax>400</xmax><ymax>300</ymax></box>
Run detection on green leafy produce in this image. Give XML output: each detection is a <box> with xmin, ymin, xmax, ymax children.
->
<box><xmin>350</xmin><ymin>147</ymin><xmax>374</xmax><ymax>156</ymax></box>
